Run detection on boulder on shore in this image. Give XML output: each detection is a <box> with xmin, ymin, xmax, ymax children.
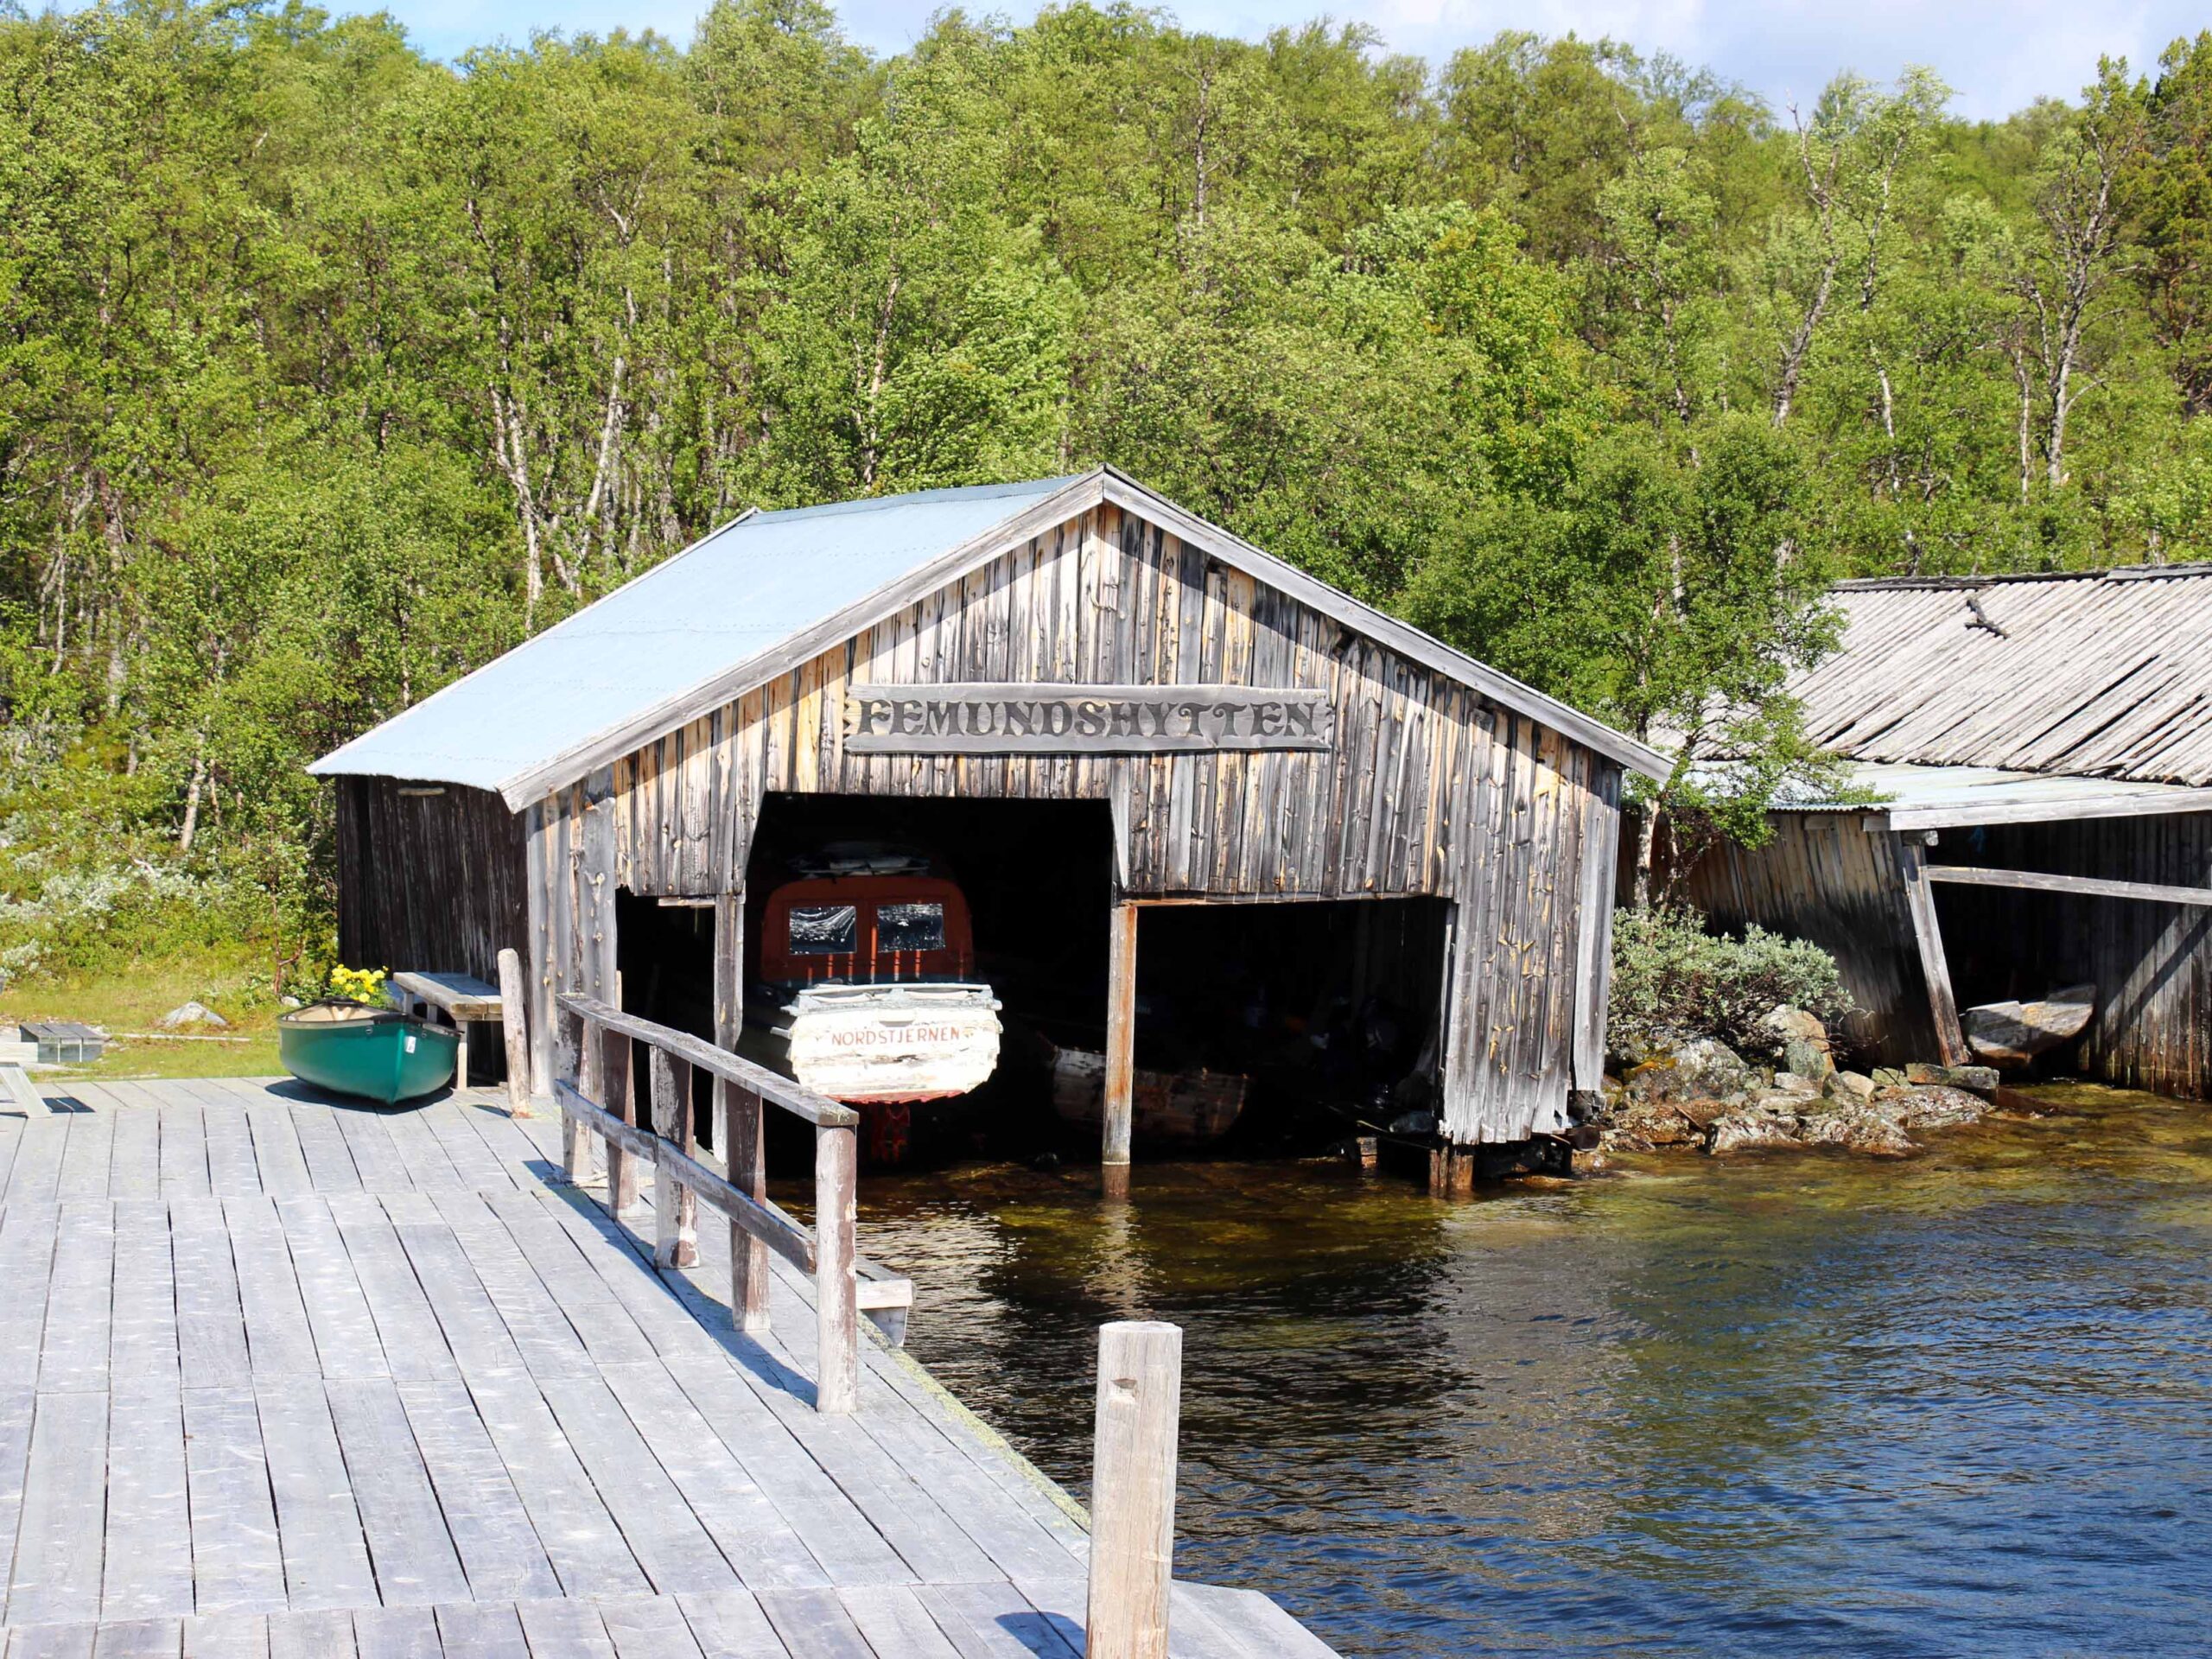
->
<box><xmin>1905</xmin><ymin>1062</ymin><xmax>1999</xmax><ymax>1097</ymax></box>
<box><xmin>1624</xmin><ymin>1037</ymin><xmax>1752</xmax><ymax>1105</ymax></box>
<box><xmin>1761</xmin><ymin>1004</ymin><xmax>1835</xmax><ymax>1082</ymax></box>
<box><xmin>157</xmin><ymin>1001</ymin><xmax>230</xmax><ymax>1031</ymax></box>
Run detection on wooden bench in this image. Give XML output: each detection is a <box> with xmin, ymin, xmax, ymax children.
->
<box><xmin>389</xmin><ymin>971</ymin><xmax>504</xmax><ymax>1088</ymax></box>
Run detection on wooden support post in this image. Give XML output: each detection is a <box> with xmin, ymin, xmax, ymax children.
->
<box><xmin>1897</xmin><ymin>838</ymin><xmax>1970</xmax><ymax>1066</ymax></box>
<box><xmin>563</xmin><ymin>1012</ymin><xmax>594</xmax><ymax>1185</ymax></box>
<box><xmin>1427</xmin><ymin>1144</ymin><xmax>1475</xmax><ymax>1197</ymax></box>
<box><xmin>649</xmin><ymin>1051</ymin><xmax>698</xmax><ymax>1268</ymax></box>
<box><xmin>1085</xmin><ymin>1320</ymin><xmax>1182</xmax><ymax>1659</ymax></box>
<box><xmin>497</xmin><ymin>947</ymin><xmax>532</xmax><ymax>1117</ymax></box>
<box><xmin>1103</xmin><ymin>901</ymin><xmax>1138</xmax><ymax>1200</ymax></box>
<box><xmin>814</xmin><ymin>1123</ymin><xmax>860</xmax><ymax>1414</ymax></box>
<box><xmin>712</xmin><ymin>888</ymin><xmax>768</xmax><ymax>1334</ymax></box>
<box><xmin>722</xmin><ymin>1078</ymin><xmax>770</xmax><ymax>1334</ymax></box>
<box><xmin>601</xmin><ymin>1023</ymin><xmax>639</xmax><ymax>1212</ymax></box>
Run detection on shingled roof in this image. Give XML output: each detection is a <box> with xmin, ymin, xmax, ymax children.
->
<box><xmin>313</xmin><ymin>467</ymin><xmax>1667</xmax><ymax>807</ymax></box>
<box><xmin>1794</xmin><ymin>566</ymin><xmax>2212</xmax><ymax>789</ymax></box>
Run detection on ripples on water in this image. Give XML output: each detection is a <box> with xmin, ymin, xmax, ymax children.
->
<box><xmin>850</xmin><ymin>1087</ymin><xmax>2212</xmax><ymax>1658</ymax></box>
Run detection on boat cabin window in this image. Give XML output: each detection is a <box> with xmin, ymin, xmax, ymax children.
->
<box><xmin>875</xmin><ymin>901</ymin><xmax>945</xmax><ymax>953</ymax></box>
<box><xmin>789</xmin><ymin>904</ymin><xmax>858</xmax><ymax>955</ymax></box>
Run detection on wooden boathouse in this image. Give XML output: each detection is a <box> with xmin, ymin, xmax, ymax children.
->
<box><xmin>1675</xmin><ymin>567</ymin><xmax>2212</xmax><ymax>1096</ymax></box>
<box><xmin>311</xmin><ymin>468</ymin><xmax>1666</xmax><ymax>1178</ymax></box>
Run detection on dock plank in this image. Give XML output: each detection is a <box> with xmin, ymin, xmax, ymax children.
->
<box><xmin>273</xmin><ymin>1199</ymin><xmax>388</xmax><ymax>1381</ymax></box>
<box><xmin>264</xmin><ymin>1609</ymin><xmax>356</xmax><ymax>1659</ymax></box>
<box><xmin>156</xmin><ymin>1099</ymin><xmax>210</xmax><ymax>1198</ymax></box>
<box><xmin>180</xmin><ymin>1611</ymin><xmax>270</xmax><ymax>1659</ymax></box>
<box><xmin>512</xmin><ymin>1599</ymin><xmax>617</xmax><ymax>1659</ymax></box>
<box><xmin>350</xmin><ymin>1605</ymin><xmax>440</xmax><ymax>1659</ymax></box>
<box><xmin>171</xmin><ymin>1205</ymin><xmax>251</xmax><ymax>1389</ymax></box>
<box><xmin>225</xmin><ymin>1200</ymin><xmax>321</xmax><ymax>1379</ymax></box>
<box><xmin>102</xmin><ymin>1381</ymin><xmax>194</xmax><ymax>1621</ymax></box>
<box><xmin>0</xmin><ymin>1388</ymin><xmax>37</xmax><ymax>1627</ymax></box>
<box><xmin>54</xmin><ymin>1108</ymin><xmax>115</xmax><ymax>1200</ymax></box>
<box><xmin>36</xmin><ymin>1199</ymin><xmax>113</xmax><ymax>1395</ymax></box>
<box><xmin>0</xmin><ymin>1205</ymin><xmax>59</xmax><ymax>1392</ymax></box>
<box><xmin>254</xmin><ymin>1377</ymin><xmax>378</xmax><ymax>1611</ymax></box>
<box><xmin>284</xmin><ymin>1103</ymin><xmax>361</xmax><ymax>1194</ymax></box>
<box><xmin>594</xmin><ymin>1594</ymin><xmax>706</xmax><ymax>1659</ymax></box>
<box><xmin>6</xmin><ymin>1114</ymin><xmax>69</xmax><ymax>1205</ymax></box>
<box><xmin>534</xmin><ymin>1371</ymin><xmax>741</xmax><ymax>1597</ymax></box>
<box><xmin>181</xmin><ymin>1386</ymin><xmax>289</xmax><ymax>1616</ymax></box>
<box><xmin>430</xmin><ymin>1602</ymin><xmax>529</xmax><ymax>1658</ymax></box>
<box><xmin>10</xmin><ymin>1388</ymin><xmax>112</xmax><ymax>1626</ymax></box>
<box><xmin>671</xmin><ymin>1590</ymin><xmax>788</xmax><ymax>1658</ymax></box>
<box><xmin>391</xmin><ymin>1376</ymin><xmax>562</xmax><ymax>1605</ymax></box>
<box><xmin>325</xmin><ymin>1379</ymin><xmax>472</xmax><ymax>1607</ymax></box>
<box><xmin>594</xmin><ymin>1361</ymin><xmax>829</xmax><ymax>1592</ymax></box>
<box><xmin>324</xmin><ymin>1197</ymin><xmax>456</xmax><ymax>1382</ymax></box>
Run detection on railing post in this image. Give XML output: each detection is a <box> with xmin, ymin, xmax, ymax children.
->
<box><xmin>723</xmin><ymin>1077</ymin><xmax>771</xmax><ymax>1335</ymax></box>
<box><xmin>650</xmin><ymin>1051</ymin><xmax>698</xmax><ymax>1269</ymax></box>
<box><xmin>1085</xmin><ymin>1321</ymin><xmax>1182</xmax><ymax>1659</ymax></box>
<box><xmin>498</xmin><ymin>947</ymin><xmax>532</xmax><ymax>1118</ymax></box>
<box><xmin>813</xmin><ymin>1122</ymin><xmax>859</xmax><ymax>1414</ymax></box>
<box><xmin>563</xmin><ymin>1011</ymin><xmax>594</xmax><ymax>1185</ymax></box>
<box><xmin>601</xmin><ymin>1023</ymin><xmax>638</xmax><ymax>1212</ymax></box>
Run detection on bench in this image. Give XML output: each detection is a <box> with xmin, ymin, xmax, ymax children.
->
<box><xmin>389</xmin><ymin>971</ymin><xmax>504</xmax><ymax>1088</ymax></box>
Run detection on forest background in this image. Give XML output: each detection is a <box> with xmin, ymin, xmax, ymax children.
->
<box><xmin>3</xmin><ymin>0</ymin><xmax>2210</xmax><ymax>1007</ymax></box>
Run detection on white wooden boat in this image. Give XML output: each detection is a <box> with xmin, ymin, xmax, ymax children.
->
<box><xmin>772</xmin><ymin>982</ymin><xmax>1003</xmax><ymax>1104</ymax></box>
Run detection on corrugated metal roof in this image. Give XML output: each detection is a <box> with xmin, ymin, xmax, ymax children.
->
<box><xmin>308</xmin><ymin>476</ymin><xmax>1082</xmax><ymax>797</ymax></box>
<box><xmin>1765</xmin><ymin>761</ymin><xmax>2212</xmax><ymax>828</ymax></box>
<box><xmin>313</xmin><ymin>467</ymin><xmax>1670</xmax><ymax>806</ymax></box>
<box><xmin>1795</xmin><ymin>566</ymin><xmax>2212</xmax><ymax>786</ymax></box>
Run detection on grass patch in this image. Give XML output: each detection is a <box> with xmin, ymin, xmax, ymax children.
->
<box><xmin>0</xmin><ymin>949</ymin><xmax>283</xmax><ymax>1080</ymax></box>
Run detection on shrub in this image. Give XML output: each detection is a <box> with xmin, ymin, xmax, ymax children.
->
<box><xmin>1609</xmin><ymin>903</ymin><xmax>1853</xmax><ymax>1065</ymax></box>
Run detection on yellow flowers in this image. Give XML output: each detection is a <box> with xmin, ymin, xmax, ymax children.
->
<box><xmin>329</xmin><ymin>965</ymin><xmax>389</xmax><ymax>1007</ymax></box>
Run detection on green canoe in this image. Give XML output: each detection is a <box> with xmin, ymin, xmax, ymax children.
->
<box><xmin>279</xmin><ymin>1001</ymin><xmax>458</xmax><ymax>1105</ymax></box>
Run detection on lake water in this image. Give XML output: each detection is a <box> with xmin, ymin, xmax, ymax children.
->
<box><xmin>854</xmin><ymin>1086</ymin><xmax>2212</xmax><ymax>1657</ymax></box>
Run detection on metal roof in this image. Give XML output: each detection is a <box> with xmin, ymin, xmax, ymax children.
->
<box><xmin>312</xmin><ymin>467</ymin><xmax>1668</xmax><ymax>807</ymax></box>
<box><xmin>309</xmin><ymin>477</ymin><xmax>1082</xmax><ymax>798</ymax></box>
<box><xmin>1795</xmin><ymin>566</ymin><xmax>2212</xmax><ymax>787</ymax></box>
<box><xmin>1769</xmin><ymin>761</ymin><xmax>2212</xmax><ymax>829</ymax></box>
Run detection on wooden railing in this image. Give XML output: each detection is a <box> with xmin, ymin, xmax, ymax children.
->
<box><xmin>551</xmin><ymin>991</ymin><xmax>911</xmax><ymax>1414</ymax></box>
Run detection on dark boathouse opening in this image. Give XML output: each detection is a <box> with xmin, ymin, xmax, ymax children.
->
<box><xmin>610</xmin><ymin>790</ymin><xmax>1458</xmax><ymax>1170</ymax></box>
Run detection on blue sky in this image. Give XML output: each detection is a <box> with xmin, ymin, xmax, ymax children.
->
<box><xmin>374</xmin><ymin>1</ymin><xmax>2207</xmax><ymax>121</ymax></box>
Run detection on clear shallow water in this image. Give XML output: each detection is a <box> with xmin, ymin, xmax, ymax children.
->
<box><xmin>851</xmin><ymin>1087</ymin><xmax>2212</xmax><ymax>1658</ymax></box>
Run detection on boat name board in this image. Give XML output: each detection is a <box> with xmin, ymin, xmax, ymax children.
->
<box><xmin>842</xmin><ymin>683</ymin><xmax>1334</xmax><ymax>754</ymax></box>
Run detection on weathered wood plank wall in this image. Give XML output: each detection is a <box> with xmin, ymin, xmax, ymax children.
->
<box><xmin>1669</xmin><ymin>814</ymin><xmax>1942</xmax><ymax>1065</ymax></box>
<box><xmin>1933</xmin><ymin>815</ymin><xmax>2211</xmax><ymax>1099</ymax></box>
<box><xmin>528</xmin><ymin>504</ymin><xmax>1623</xmax><ymax>1146</ymax></box>
<box><xmin>336</xmin><ymin>779</ymin><xmax>527</xmax><ymax>986</ymax></box>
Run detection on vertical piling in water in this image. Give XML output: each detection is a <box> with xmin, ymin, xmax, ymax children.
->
<box><xmin>1086</xmin><ymin>1320</ymin><xmax>1182</xmax><ymax>1659</ymax></box>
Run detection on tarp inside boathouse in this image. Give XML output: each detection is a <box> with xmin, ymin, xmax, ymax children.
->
<box><xmin>311</xmin><ymin>467</ymin><xmax>1668</xmax><ymax>1160</ymax></box>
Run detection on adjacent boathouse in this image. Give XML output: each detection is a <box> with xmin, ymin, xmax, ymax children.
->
<box><xmin>312</xmin><ymin>469</ymin><xmax>1667</xmax><ymax>1170</ymax></box>
<box><xmin>1677</xmin><ymin>567</ymin><xmax>2212</xmax><ymax>1096</ymax></box>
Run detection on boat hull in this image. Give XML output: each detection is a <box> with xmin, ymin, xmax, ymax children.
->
<box><xmin>1047</xmin><ymin>1042</ymin><xmax>1248</xmax><ymax>1146</ymax></box>
<box><xmin>771</xmin><ymin>983</ymin><xmax>1003</xmax><ymax>1105</ymax></box>
<box><xmin>279</xmin><ymin>1005</ymin><xmax>458</xmax><ymax>1105</ymax></box>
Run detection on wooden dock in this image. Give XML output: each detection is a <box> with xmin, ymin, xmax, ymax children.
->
<box><xmin>0</xmin><ymin>1077</ymin><xmax>1335</xmax><ymax>1658</ymax></box>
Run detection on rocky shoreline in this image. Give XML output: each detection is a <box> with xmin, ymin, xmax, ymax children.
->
<box><xmin>1592</xmin><ymin>1006</ymin><xmax>2021</xmax><ymax>1160</ymax></box>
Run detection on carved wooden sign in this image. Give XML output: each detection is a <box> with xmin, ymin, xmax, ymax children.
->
<box><xmin>842</xmin><ymin>683</ymin><xmax>1334</xmax><ymax>754</ymax></box>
